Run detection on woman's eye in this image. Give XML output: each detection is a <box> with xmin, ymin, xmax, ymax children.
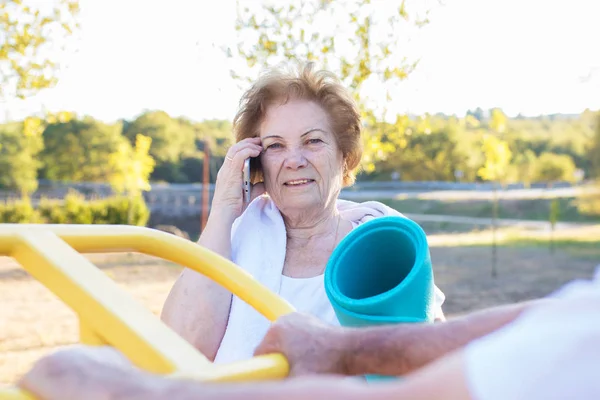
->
<box><xmin>307</xmin><ymin>138</ymin><xmax>323</xmax><ymax>144</ymax></box>
<box><xmin>267</xmin><ymin>143</ymin><xmax>282</xmax><ymax>149</ymax></box>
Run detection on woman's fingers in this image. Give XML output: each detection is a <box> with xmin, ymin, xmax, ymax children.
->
<box><xmin>225</xmin><ymin>137</ymin><xmax>262</xmax><ymax>161</ymax></box>
<box><xmin>231</xmin><ymin>146</ymin><xmax>262</xmax><ymax>167</ymax></box>
<box><xmin>212</xmin><ymin>136</ymin><xmax>263</xmax><ymax>216</ymax></box>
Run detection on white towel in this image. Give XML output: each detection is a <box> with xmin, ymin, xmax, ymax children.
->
<box><xmin>214</xmin><ymin>194</ymin><xmax>406</xmax><ymax>364</ymax></box>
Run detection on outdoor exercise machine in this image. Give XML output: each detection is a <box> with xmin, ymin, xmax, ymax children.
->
<box><xmin>0</xmin><ymin>224</ymin><xmax>295</xmax><ymax>399</ymax></box>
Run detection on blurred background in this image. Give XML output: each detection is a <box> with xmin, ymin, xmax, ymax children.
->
<box><xmin>1</xmin><ymin>0</ymin><xmax>599</xmax><ymax>385</ymax></box>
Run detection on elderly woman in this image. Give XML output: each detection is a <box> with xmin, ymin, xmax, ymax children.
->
<box><xmin>161</xmin><ymin>63</ymin><xmax>445</xmax><ymax>364</ymax></box>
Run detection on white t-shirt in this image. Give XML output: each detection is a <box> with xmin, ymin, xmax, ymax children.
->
<box><xmin>464</xmin><ymin>266</ymin><xmax>600</xmax><ymax>400</ymax></box>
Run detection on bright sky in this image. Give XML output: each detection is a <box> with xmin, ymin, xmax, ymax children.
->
<box><xmin>2</xmin><ymin>0</ymin><xmax>599</xmax><ymax>123</ymax></box>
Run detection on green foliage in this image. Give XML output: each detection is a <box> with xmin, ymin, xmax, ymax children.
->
<box><xmin>1</xmin><ymin>193</ymin><xmax>150</xmax><ymax>226</ymax></box>
<box><xmin>0</xmin><ymin>108</ymin><xmax>596</xmax><ymax>190</ymax></box>
<box><xmin>508</xmin><ymin>150</ymin><xmax>537</xmax><ymax>188</ymax></box>
<box><xmin>228</xmin><ymin>0</ymin><xmax>427</xmax><ymax>92</ymax></box>
<box><xmin>105</xmin><ymin>195</ymin><xmax>150</xmax><ymax>226</ymax></box>
<box><xmin>193</xmin><ymin>119</ymin><xmax>234</xmax><ymax>158</ymax></box>
<box><xmin>0</xmin><ymin>198</ymin><xmax>40</xmax><ymax>222</ymax></box>
<box><xmin>578</xmin><ymin>117</ymin><xmax>600</xmax><ymax>217</ymax></box>
<box><xmin>589</xmin><ymin>114</ymin><xmax>600</xmax><ymax>179</ymax></box>
<box><xmin>366</xmin><ymin>110</ymin><xmax>596</xmax><ymax>184</ymax></box>
<box><xmin>123</xmin><ymin>111</ymin><xmax>197</xmax><ymax>164</ymax></box>
<box><xmin>382</xmin><ymin>121</ymin><xmax>466</xmax><ymax>180</ymax></box>
<box><xmin>39</xmin><ymin>192</ymin><xmax>94</xmax><ymax>224</ymax></box>
<box><xmin>576</xmin><ymin>182</ymin><xmax>600</xmax><ymax>217</ymax></box>
<box><xmin>227</xmin><ymin>0</ymin><xmax>435</xmax><ymax>167</ymax></box>
<box><xmin>489</xmin><ymin>108</ymin><xmax>507</xmax><ymax>133</ymax></box>
<box><xmin>478</xmin><ymin>134</ymin><xmax>512</xmax><ymax>184</ymax></box>
<box><xmin>39</xmin><ymin>117</ymin><xmax>126</xmax><ymax>182</ymax></box>
<box><xmin>533</xmin><ymin>152</ymin><xmax>577</xmax><ymax>183</ymax></box>
<box><xmin>0</xmin><ymin>119</ymin><xmax>44</xmax><ymax>196</ymax></box>
<box><xmin>109</xmin><ymin>134</ymin><xmax>155</xmax><ymax>197</ymax></box>
<box><xmin>0</xmin><ymin>0</ymin><xmax>80</xmax><ymax>100</ymax></box>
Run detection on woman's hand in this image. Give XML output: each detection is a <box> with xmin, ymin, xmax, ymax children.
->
<box><xmin>212</xmin><ymin>137</ymin><xmax>265</xmax><ymax>219</ymax></box>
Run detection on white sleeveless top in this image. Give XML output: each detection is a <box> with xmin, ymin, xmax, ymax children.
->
<box><xmin>279</xmin><ymin>274</ymin><xmax>340</xmax><ymax>326</ymax></box>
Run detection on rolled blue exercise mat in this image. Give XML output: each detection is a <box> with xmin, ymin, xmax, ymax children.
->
<box><xmin>324</xmin><ymin>216</ymin><xmax>436</xmax><ymax>381</ymax></box>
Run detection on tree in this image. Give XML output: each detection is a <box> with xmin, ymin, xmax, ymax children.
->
<box><xmin>467</xmin><ymin>107</ymin><xmax>485</xmax><ymax>121</ymax></box>
<box><xmin>108</xmin><ymin>134</ymin><xmax>155</xmax><ymax>198</ymax></box>
<box><xmin>193</xmin><ymin>119</ymin><xmax>234</xmax><ymax>158</ymax></box>
<box><xmin>0</xmin><ymin>0</ymin><xmax>80</xmax><ymax>100</ymax></box>
<box><xmin>478</xmin><ymin>134</ymin><xmax>512</xmax><ymax>184</ymax></box>
<box><xmin>0</xmin><ymin>119</ymin><xmax>44</xmax><ymax>196</ymax></box>
<box><xmin>123</xmin><ymin>111</ymin><xmax>196</xmax><ymax>164</ymax></box>
<box><xmin>589</xmin><ymin>113</ymin><xmax>600</xmax><ymax>179</ymax></box>
<box><xmin>108</xmin><ymin>134</ymin><xmax>155</xmax><ymax>224</ymax></box>
<box><xmin>381</xmin><ymin>120</ymin><xmax>466</xmax><ymax>181</ymax></box>
<box><xmin>40</xmin><ymin>117</ymin><xmax>126</xmax><ymax>182</ymax></box>
<box><xmin>510</xmin><ymin>149</ymin><xmax>537</xmax><ymax>188</ymax></box>
<box><xmin>226</xmin><ymin>0</ymin><xmax>440</xmax><ymax>167</ymax></box>
<box><xmin>576</xmin><ymin>113</ymin><xmax>600</xmax><ymax>218</ymax></box>
<box><xmin>478</xmin><ymin>134</ymin><xmax>512</xmax><ymax>278</ymax></box>
<box><xmin>489</xmin><ymin>108</ymin><xmax>507</xmax><ymax>134</ymax></box>
<box><xmin>533</xmin><ymin>152</ymin><xmax>577</xmax><ymax>184</ymax></box>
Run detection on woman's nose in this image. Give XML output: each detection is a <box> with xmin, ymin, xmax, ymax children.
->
<box><xmin>283</xmin><ymin>148</ymin><xmax>308</xmax><ymax>170</ymax></box>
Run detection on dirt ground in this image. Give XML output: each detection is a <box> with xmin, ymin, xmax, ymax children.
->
<box><xmin>1</xmin><ymin>246</ymin><xmax>598</xmax><ymax>386</ymax></box>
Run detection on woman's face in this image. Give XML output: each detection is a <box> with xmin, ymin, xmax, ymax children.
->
<box><xmin>259</xmin><ymin>99</ymin><xmax>344</xmax><ymax>215</ymax></box>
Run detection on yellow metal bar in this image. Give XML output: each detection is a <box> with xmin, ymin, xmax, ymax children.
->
<box><xmin>0</xmin><ymin>224</ymin><xmax>293</xmax><ymax>321</ymax></box>
<box><xmin>79</xmin><ymin>319</ymin><xmax>106</xmax><ymax>346</ymax></box>
<box><xmin>0</xmin><ymin>224</ymin><xmax>295</xmax><ymax>399</ymax></box>
<box><xmin>9</xmin><ymin>229</ymin><xmax>212</xmax><ymax>375</ymax></box>
<box><xmin>0</xmin><ymin>389</ymin><xmax>34</xmax><ymax>400</ymax></box>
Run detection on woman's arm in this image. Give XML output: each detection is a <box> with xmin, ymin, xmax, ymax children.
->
<box><xmin>161</xmin><ymin>137</ymin><xmax>263</xmax><ymax>360</ymax></box>
<box><xmin>160</xmin><ymin>208</ymin><xmax>237</xmax><ymax>361</ymax></box>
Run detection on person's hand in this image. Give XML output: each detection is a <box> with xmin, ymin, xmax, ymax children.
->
<box><xmin>17</xmin><ymin>345</ymin><xmax>160</xmax><ymax>400</ymax></box>
<box><xmin>254</xmin><ymin>313</ymin><xmax>350</xmax><ymax>377</ymax></box>
<box><xmin>212</xmin><ymin>137</ymin><xmax>265</xmax><ymax>219</ymax></box>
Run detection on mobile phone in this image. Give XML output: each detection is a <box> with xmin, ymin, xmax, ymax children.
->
<box><xmin>243</xmin><ymin>158</ymin><xmax>251</xmax><ymax>204</ymax></box>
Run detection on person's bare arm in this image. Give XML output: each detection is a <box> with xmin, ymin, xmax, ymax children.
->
<box><xmin>153</xmin><ymin>364</ymin><xmax>473</xmax><ymax>400</ymax></box>
<box><xmin>160</xmin><ymin>137</ymin><xmax>263</xmax><ymax>361</ymax></box>
<box><xmin>18</xmin><ymin>345</ymin><xmax>474</xmax><ymax>400</ymax></box>
<box><xmin>255</xmin><ymin>298</ymin><xmax>550</xmax><ymax>377</ymax></box>
<box><xmin>343</xmin><ymin>300</ymin><xmax>543</xmax><ymax>376</ymax></box>
<box><xmin>160</xmin><ymin>207</ymin><xmax>236</xmax><ymax>361</ymax></box>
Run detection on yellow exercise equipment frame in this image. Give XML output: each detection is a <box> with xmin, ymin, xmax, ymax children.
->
<box><xmin>0</xmin><ymin>224</ymin><xmax>295</xmax><ymax>399</ymax></box>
